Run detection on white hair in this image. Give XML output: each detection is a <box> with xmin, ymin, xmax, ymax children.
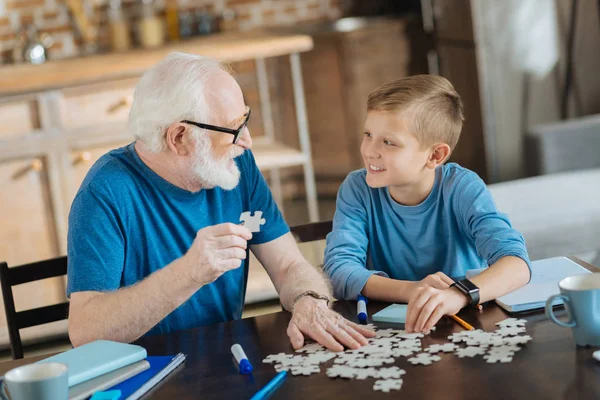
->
<box><xmin>128</xmin><ymin>52</ymin><xmax>226</xmax><ymax>153</ymax></box>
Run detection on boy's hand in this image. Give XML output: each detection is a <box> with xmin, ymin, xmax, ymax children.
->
<box><xmin>408</xmin><ymin>271</ymin><xmax>454</xmax><ymax>298</ymax></box>
<box><xmin>405</xmin><ymin>285</ymin><xmax>469</xmax><ymax>333</ymax></box>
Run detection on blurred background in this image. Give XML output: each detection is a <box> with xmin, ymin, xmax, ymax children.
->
<box><xmin>1</xmin><ymin>0</ymin><xmax>600</xmax><ymax>358</ymax></box>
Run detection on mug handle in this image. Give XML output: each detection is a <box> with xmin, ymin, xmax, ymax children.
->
<box><xmin>545</xmin><ymin>294</ymin><xmax>577</xmax><ymax>328</ymax></box>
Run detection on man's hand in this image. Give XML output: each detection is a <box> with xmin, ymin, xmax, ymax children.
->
<box><xmin>184</xmin><ymin>223</ymin><xmax>252</xmax><ymax>286</ymax></box>
<box><xmin>405</xmin><ymin>285</ymin><xmax>469</xmax><ymax>333</ymax></box>
<box><xmin>286</xmin><ymin>297</ymin><xmax>376</xmax><ymax>352</ymax></box>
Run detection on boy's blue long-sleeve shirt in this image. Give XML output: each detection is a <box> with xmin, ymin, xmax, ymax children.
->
<box><xmin>323</xmin><ymin>163</ymin><xmax>531</xmax><ymax>300</ymax></box>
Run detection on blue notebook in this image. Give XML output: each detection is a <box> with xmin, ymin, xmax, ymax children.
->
<box><xmin>37</xmin><ymin>340</ymin><xmax>147</xmax><ymax>387</ymax></box>
<box><xmin>372</xmin><ymin>304</ymin><xmax>408</xmax><ymax>324</ymax></box>
<box><xmin>108</xmin><ymin>353</ymin><xmax>186</xmax><ymax>400</ymax></box>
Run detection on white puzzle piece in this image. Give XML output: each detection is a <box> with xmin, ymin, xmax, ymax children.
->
<box><xmin>373</xmin><ymin>379</ymin><xmax>403</xmax><ymax>392</ymax></box>
<box><xmin>239</xmin><ymin>211</ymin><xmax>266</xmax><ymax>233</ymax></box>
<box><xmin>407</xmin><ymin>353</ymin><xmax>441</xmax><ymax>366</ymax></box>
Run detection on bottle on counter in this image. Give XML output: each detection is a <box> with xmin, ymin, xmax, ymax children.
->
<box><xmin>138</xmin><ymin>0</ymin><xmax>165</xmax><ymax>48</ymax></box>
<box><xmin>108</xmin><ymin>0</ymin><xmax>131</xmax><ymax>52</ymax></box>
<box><xmin>165</xmin><ymin>0</ymin><xmax>180</xmax><ymax>41</ymax></box>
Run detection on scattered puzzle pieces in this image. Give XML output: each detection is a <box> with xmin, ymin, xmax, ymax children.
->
<box><xmin>407</xmin><ymin>353</ymin><xmax>441</xmax><ymax>366</ymax></box>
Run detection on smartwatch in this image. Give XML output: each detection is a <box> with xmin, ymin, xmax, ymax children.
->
<box><xmin>450</xmin><ymin>279</ymin><xmax>480</xmax><ymax>307</ymax></box>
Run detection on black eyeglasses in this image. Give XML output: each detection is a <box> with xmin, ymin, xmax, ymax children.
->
<box><xmin>181</xmin><ymin>107</ymin><xmax>251</xmax><ymax>144</ymax></box>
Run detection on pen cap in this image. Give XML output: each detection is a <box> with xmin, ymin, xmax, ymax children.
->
<box><xmin>239</xmin><ymin>359</ymin><xmax>253</xmax><ymax>374</ymax></box>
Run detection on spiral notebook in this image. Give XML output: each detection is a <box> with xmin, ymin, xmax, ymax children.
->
<box><xmin>109</xmin><ymin>353</ymin><xmax>186</xmax><ymax>400</ymax></box>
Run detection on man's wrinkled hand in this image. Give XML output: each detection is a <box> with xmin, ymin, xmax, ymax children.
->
<box><xmin>286</xmin><ymin>297</ymin><xmax>376</xmax><ymax>352</ymax></box>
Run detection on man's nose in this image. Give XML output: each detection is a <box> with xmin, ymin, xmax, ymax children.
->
<box><xmin>236</xmin><ymin>127</ymin><xmax>252</xmax><ymax>150</ymax></box>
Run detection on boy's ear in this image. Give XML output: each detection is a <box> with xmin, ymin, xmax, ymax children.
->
<box><xmin>426</xmin><ymin>143</ymin><xmax>451</xmax><ymax>168</ymax></box>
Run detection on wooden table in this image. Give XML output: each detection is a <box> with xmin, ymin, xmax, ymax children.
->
<box><xmin>1</xmin><ymin>258</ymin><xmax>599</xmax><ymax>399</ymax></box>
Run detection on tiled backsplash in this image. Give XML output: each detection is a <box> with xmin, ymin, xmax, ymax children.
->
<box><xmin>0</xmin><ymin>0</ymin><xmax>342</xmax><ymax>62</ymax></box>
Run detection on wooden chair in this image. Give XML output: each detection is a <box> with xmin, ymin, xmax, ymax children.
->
<box><xmin>289</xmin><ymin>220</ymin><xmax>332</xmax><ymax>243</ymax></box>
<box><xmin>0</xmin><ymin>256</ymin><xmax>70</xmax><ymax>359</ymax></box>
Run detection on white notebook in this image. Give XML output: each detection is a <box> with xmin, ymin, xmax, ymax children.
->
<box><xmin>466</xmin><ymin>257</ymin><xmax>592</xmax><ymax>313</ymax></box>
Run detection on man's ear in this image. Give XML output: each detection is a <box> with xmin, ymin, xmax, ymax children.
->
<box><xmin>165</xmin><ymin>123</ymin><xmax>192</xmax><ymax>156</ymax></box>
<box><xmin>426</xmin><ymin>143</ymin><xmax>451</xmax><ymax>169</ymax></box>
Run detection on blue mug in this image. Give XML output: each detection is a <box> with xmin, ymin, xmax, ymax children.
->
<box><xmin>545</xmin><ymin>273</ymin><xmax>600</xmax><ymax>347</ymax></box>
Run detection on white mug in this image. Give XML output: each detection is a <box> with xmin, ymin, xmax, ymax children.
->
<box><xmin>2</xmin><ymin>362</ymin><xmax>68</xmax><ymax>400</ymax></box>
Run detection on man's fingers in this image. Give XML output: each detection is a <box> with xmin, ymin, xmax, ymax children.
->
<box><xmin>326</xmin><ymin>322</ymin><xmax>361</xmax><ymax>350</ymax></box>
<box><xmin>221</xmin><ymin>258</ymin><xmax>243</xmax><ymax>270</ymax></box>
<box><xmin>345</xmin><ymin>321</ymin><xmax>376</xmax><ymax>340</ymax></box>
<box><xmin>220</xmin><ymin>247</ymin><xmax>247</xmax><ymax>260</ymax></box>
<box><xmin>340</xmin><ymin>323</ymin><xmax>371</xmax><ymax>347</ymax></box>
<box><xmin>211</xmin><ymin>223</ymin><xmax>253</xmax><ymax>240</ymax></box>
<box><xmin>306</xmin><ymin>326</ymin><xmax>344</xmax><ymax>352</ymax></box>
<box><xmin>287</xmin><ymin>321</ymin><xmax>305</xmax><ymax>350</ymax></box>
<box><xmin>217</xmin><ymin>235</ymin><xmax>248</xmax><ymax>250</ymax></box>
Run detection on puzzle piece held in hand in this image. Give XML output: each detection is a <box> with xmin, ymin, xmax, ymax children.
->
<box><xmin>239</xmin><ymin>211</ymin><xmax>266</xmax><ymax>233</ymax></box>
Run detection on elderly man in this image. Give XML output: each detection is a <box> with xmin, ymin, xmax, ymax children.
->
<box><xmin>67</xmin><ymin>52</ymin><xmax>374</xmax><ymax>351</ymax></box>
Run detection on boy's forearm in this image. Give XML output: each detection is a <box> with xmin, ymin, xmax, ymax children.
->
<box><xmin>361</xmin><ymin>275</ymin><xmax>415</xmax><ymax>303</ymax></box>
<box><xmin>470</xmin><ymin>256</ymin><xmax>530</xmax><ymax>303</ymax></box>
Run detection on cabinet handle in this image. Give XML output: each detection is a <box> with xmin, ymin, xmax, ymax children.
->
<box><xmin>106</xmin><ymin>96</ymin><xmax>131</xmax><ymax>114</ymax></box>
<box><xmin>72</xmin><ymin>151</ymin><xmax>92</xmax><ymax>166</ymax></box>
<box><xmin>11</xmin><ymin>159</ymin><xmax>43</xmax><ymax>180</ymax></box>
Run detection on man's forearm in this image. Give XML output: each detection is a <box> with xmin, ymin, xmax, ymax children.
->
<box><xmin>361</xmin><ymin>275</ymin><xmax>414</xmax><ymax>303</ymax></box>
<box><xmin>470</xmin><ymin>256</ymin><xmax>530</xmax><ymax>303</ymax></box>
<box><xmin>69</xmin><ymin>257</ymin><xmax>199</xmax><ymax>346</ymax></box>
<box><xmin>278</xmin><ymin>260</ymin><xmax>333</xmax><ymax>312</ymax></box>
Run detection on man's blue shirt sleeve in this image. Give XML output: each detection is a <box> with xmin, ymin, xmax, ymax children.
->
<box><xmin>67</xmin><ymin>186</ymin><xmax>125</xmax><ymax>297</ymax></box>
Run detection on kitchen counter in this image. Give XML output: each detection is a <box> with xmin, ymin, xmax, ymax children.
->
<box><xmin>0</xmin><ymin>31</ymin><xmax>313</xmax><ymax>97</ymax></box>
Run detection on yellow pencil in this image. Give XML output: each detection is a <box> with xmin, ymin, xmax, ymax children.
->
<box><xmin>450</xmin><ymin>314</ymin><xmax>474</xmax><ymax>331</ymax></box>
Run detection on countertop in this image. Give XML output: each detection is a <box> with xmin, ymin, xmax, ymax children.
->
<box><xmin>0</xmin><ymin>31</ymin><xmax>313</xmax><ymax>97</ymax></box>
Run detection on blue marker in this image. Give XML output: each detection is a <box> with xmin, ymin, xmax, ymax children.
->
<box><xmin>250</xmin><ymin>371</ymin><xmax>287</xmax><ymax>400</ymax></box>
<box><xmin>231</xmin><ymin>343</ymin><xmax>253</xmax><ymax>374</ymax></box>
<box><xmin>357</xmin><ymin>295</ymin><xmax>368</xmax><ymax>324</ymax></box>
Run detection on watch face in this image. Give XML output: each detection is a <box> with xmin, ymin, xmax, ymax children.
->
<box><xmin>459</xmin><ymin>279</ymin><xmax>479</xmax><ymax>293</ymax></box>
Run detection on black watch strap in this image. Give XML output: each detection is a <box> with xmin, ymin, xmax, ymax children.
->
<box><xmin>451</xmin><ymin>279</ymin><xmax>480</xmax><ymax>307</ymax></box>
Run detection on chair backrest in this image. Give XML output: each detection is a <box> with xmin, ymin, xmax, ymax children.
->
<box><xmin>289</xmin><ymin>220</ymin><xmax>333</xmax><ymax>243</ymax></box>
<box><xmin>0</xmin><ymin>256</ymin><xmax>69</xmax><ymax>359</ymax></box>
<box><xmin>289</xmin><ymin>221</ymin><xmax>333</xmax><ymax>268</ymax></box>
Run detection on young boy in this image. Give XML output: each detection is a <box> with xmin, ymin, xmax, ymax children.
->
<box><xmin>323</xmin><ymin>75</ymin><xmax>531</xmax><ymax>333</ymax></box>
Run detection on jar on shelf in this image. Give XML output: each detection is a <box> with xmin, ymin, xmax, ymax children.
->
<box><xmin>108</xmin><ymin>0</ymin><xmax>131</xmax><ymax>51</ymax></box>
<box><xmin>138</xmin><ymin>0</ymin><xmax>165</xmax><ymax>48</ymax></box>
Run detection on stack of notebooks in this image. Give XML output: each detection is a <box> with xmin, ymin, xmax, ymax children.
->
<box><xmin>2</xmin><ymin>340</ymin><xmax>185</xmax><ymax>400</ymax></box>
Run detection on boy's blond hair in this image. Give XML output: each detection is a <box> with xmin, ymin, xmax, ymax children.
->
<box><xmin>367</xmin><ymin>75</ymin><xmax>464</xmax><ymax>151</ymax></box>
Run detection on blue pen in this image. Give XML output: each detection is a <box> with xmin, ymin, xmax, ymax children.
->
<box><xmin>357</xmin><ymin>295</ymin><xmax>368</xmax><ymax>324</ymax></box>
<box><xmin>250</xmin><ymin>371</ymin><xmax>287</xmax><ymax>400</ymax></box>
<box><xmin>231</xmin><ymin>344</ymin><xmax>253</xmax><ymax>374</ymax></box>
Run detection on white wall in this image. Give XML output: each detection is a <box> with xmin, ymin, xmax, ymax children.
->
<box><xmin>472</xmin><ymin>0</ymin><xmax>600</xmax><ymax>182</ymax></box>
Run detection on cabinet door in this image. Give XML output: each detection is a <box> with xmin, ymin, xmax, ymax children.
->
<box><xmin>0</xmin><ymin>157</ymin><xmax>66</xmax><ymax>341</ymax></box>
<box><xmin>0</xmin><ymin>99</ymin><xmax>40</xmax><ymax>140</ymax></box>
<box><xmin>0</xmin><ymin>157</ymin><xmax>58</xmax><ymax>266</ymax></box>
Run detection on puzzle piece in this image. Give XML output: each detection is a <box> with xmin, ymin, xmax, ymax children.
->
<box><xmin>483</xmin><ymin>351</ymin><xmax>514</xmax><ymax>363</ymax></box>
<box><xmin>426</xmin><ymin>343</ymin><xmax>457</xmax><ymax>353</ymax></box>
<box><xmin>454</xmin><ymin>346</ymin><xmax>487</xmax><ymax>358</ymax></box>
<box><xmin>263</xmin><ymin>353</ymin><xmax>294</xmax><ymax>364</ymax></box>
<box><xmin>239</xmin><ymin>211</ymin><xmax>266</xmax><ymax>233</ymax></box>
<box><xmin>374</xmin><ymin>366</ymin><xmax>406</xmax><ymax>379</ymax></box>
<box><xmin>326</xmin><ymin>365</ymin><xmax>358</xmax><ymax>379</ymax></box>
<box><xmin>502</xmin><ymin>335</ymin><xmax>533</xmax><ymax>346</ymax></box>
<box><xmin>407</xmin><ymin>353</ymin><xmax>441</xmax><ymax>366</ymax></box>
<box><xmin>495</xmin><ymin>326</ymin><xmax>527</xmax><ymax>337</ymax></box>
<box><xmin>354</xmin><ymin>367</ymin><xmax>378</xmax><ymax>380</ymax></box>
<box><xmin>496</xmin><ymin>318</ymin><xmax>527</xmax><ymax>328</ymax></box>
<box><xmin>295</xmin><ymin>343</ymin><xmax>325</xmax><ymax>353</ymax></box>
<box><xmin>290</xmin><ymin>364</ymin><xmax>320</xmax><ymax>376</ymax></box>
<box><xmin>373</xmin><ymin>379</ymin><xmax>403</xmax><ymax>392</ymax></box>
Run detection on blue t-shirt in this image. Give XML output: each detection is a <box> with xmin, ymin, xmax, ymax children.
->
<box><xmin>67</xmin><ymin>143</ymin><xmax>289</xmax><ymax>336</ymax></box>
<box><xmin>323</xmin><ymin>163</ymin><xmax>531</xmax><ymax>300</ymax></box>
